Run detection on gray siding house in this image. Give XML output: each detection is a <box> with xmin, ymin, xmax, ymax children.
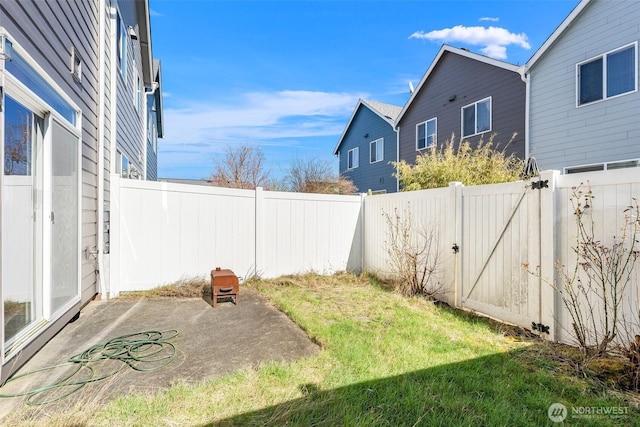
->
<box><xmin>397</xmin><ymin>45</ymin><xmax>526</xmax><ymax>168</ymax></box>
<box><xmin>0</xmin><ymin>0</ymin><xmax>161</xmax><ymax>382</ymax></box>
<box><xmin>334</xmin><ymin>99</ymin><xmax>401</xmax><ymax>194</ymax></box>
<box><xmin>526</xmin><ymin>0</ymin><xmax>640</xmax><ymax>173</ymax></box>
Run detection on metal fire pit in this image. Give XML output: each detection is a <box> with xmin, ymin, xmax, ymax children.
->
<box><xmin>210</xmin><ymin>267</ymin><xmax>239</xmax><ymax>308</ymax></box>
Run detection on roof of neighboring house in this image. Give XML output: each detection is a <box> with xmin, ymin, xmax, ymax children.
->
<box><xmin>332</xmin><ymin>98</ymin><xmax>402</xmax><ymax>155</ymax></box>
<box><xmin>526</xmin><ymin>0</ymin><xmax>592</xmax><ymax>69</ymax></box>
<box><xmin>395</xmin><ymin>44</ymin><xmax>523</xmax><ymax>125</ymax></box>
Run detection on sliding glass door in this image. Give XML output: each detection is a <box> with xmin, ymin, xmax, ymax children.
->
<box><xmin>50</xmin><ymin>119</ymin><xmax>79</xmax><ymax>315</ymax></box>
<box><xmin>2</xmin><ymin>96</ymin><xmax>44</xmax><ymax>346</ymax></box>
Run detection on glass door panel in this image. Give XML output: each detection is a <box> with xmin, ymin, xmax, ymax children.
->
<box><xmin>3</xmin><ymin>96</ymin><xmax>43</xmax><ymax>345</ymax></box>
<box><xmin>50</xmin><ymin>120</ymin><xmax>78</xmax><ymax>314</ymax></box>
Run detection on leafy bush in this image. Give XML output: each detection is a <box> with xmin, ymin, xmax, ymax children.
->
<box><xmin>394</xmin><ymin>134</ymin><xmax>524</xmax><ymax>191</ymax></box>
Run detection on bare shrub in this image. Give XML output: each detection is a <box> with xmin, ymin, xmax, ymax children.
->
<box><xmin>554</xmin><ymin>184</ymin><xmax>639</xmax><ymax>359</ymax></box>
<box><xmin>382</xmin><ymin>205</ymin><xmax>442</xmax><ymax>298</ymax></box>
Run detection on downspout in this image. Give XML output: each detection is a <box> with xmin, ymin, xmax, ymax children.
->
<box><xmin>395</xmin><ymin>124</ymin><xmax>400</xmax><ymax>192</ymax></box>
<box><xmin>518</xmin><ymin>65</ymin><xmax>530</xmax><ymax>160</ymax></box>
<box><xmin>97</xmin><ymin>0</ymin><xmax>107</xmax><ymax>299</ymax></box>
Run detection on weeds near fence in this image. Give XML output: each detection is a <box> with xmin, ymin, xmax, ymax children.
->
<box><xmin>382</xmin><ymin>205</ymin><xmax>442</xmax><ymax>297</ymax></box>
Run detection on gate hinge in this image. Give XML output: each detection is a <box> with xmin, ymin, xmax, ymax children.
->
<box><xmin>531</xmin><ymin>180</ymin><xmax>549</xmax><ymax>190</ymax></box>
<box><xmin>451</xmin><ymin>243</ymin><xmax>459</xmax><ymax>254</ymax></box>
<box><xmin>531</xmin><ymin>322</ymin><xmax>550</xmax><ymax>334</ymax></box>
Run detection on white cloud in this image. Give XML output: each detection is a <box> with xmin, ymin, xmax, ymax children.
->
<box><xmin>163</xmin><ymin>90</ymin><xmax>361</xmax><ymax>144</ymax></box>
<box><xmin>479</xmin><ymin>17</ymin><xmax>499</xmax><ymax>22</ymax></box>
<box><xmin>158</xmin><ymin>90</ymin><xmax>365</xmax><ymax>178</ymax></box>
<box><xmin>409</xmin><ymin>25</ymin><xmax>530</xmax><ymax>60</ymax></box>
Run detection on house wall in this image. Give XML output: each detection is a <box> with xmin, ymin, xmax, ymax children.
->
<box><xmin>114</xmin><ymin>0</ymin><xmax>145</xmax><ymax>177</ymax></box>
<box><xmin>398</xmin><ymin>52</ymin><xmax>526</xmax><ymax>166</ymax></box>
<box><xmin>0</xmin><ymin>1</ymin><xmax>99</xmax><ymax>304</ymax></box>
<box><xmin>0</xmin><ymin>0</ymin><xmax>99</xmax><ymax>382</ymax></box>
<box><xmin>145</xmin><ymin>92</ymin><xmax>158</xmax><ymax>181</ymax></box>
<box><xmin>339</xmin><ymin>105</ymin><xmax>397</xmax><ymax>193</ymax></box>
<box><xmin>528</xmin><ymin>0</ymin><xmax>640</xmax><ymax>171</ymax></box>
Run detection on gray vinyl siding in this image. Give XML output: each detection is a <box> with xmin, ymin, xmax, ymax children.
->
<box><xmin>528</xmin><ymin>0</ymin><xmax>640</xmax><ymax>171</ymax></box>
<box><xmin>115</xmin><ymin>0</ymin><xmax>145</xmax><ymax>177</ymax></box>
<box><xmin>0</xmin><ymin>0</ymin><xmax>99</xmax><ymax>381</ymax></box>
<box><xmin>146</xmin><ymin>92</ymin><xmax>158</xmax><ymax>181</ymax></box>
<box><xmin>0</xmin><ymin>0</ymin><xmax>100</xmax><ymax>305</ymax></box>
<box><xmin>103</xmin><ymin>1</ymin><xmax>113</xmax><ymax>221</ymax></box>
<box><xmin>398</xmin><ymin>52</ymin><xmax>525</xmax><ymax>166</ymax></box>
<box><xmin>338</xmin><ymin>105</ymin><xmax>397</xmax><ymax>193</ymax></box>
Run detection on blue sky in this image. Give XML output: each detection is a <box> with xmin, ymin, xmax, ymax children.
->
<box><xmin>148</xmin><ymin>0</ymin><xmax>580</xmax><ymax>181</ymax></box>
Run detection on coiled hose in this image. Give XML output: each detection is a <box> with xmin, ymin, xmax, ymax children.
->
<box><xmin>0</xmin><ymin>329</ymin><xmax>179</xmax><ymax>405</ymax></box>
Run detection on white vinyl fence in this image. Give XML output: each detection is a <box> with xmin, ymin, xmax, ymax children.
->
<box><xmin>363</xmin><ymin>169</ymin><xmax>640</xmax><ymax>345</ymax></box>
<box><xmin>109</xmin><ymin>169</ymin><xmax>640</xmax><ymax>345</ymax></box>
<box><xmin>108</xmin><ymin>175</ymin><xmax>363</xmax><ymax>295</ymax></box>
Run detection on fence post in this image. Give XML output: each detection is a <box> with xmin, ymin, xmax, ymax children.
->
<box><xmin>359</xmin><ymin>192</ymin><xmax>366</xmax><ymax>274</ymax></box>
<box><xmin>539</xmin><ymin>170</ymin><xmax>559</xmax><ymax>341</ymax></box>
<box><xmin>109</xmin><ymin>173</ymin><xmax>121</xmax><ymax>298</ymax></box>
<box><xmin>447</xmin><ymin>181</ymin><xmax>463</xmax><ymax>307</ymax></box>
<box><xmin>254</xmin><ymin>186</ymin><xmax>264</xmax><ymax>279</ymax></box>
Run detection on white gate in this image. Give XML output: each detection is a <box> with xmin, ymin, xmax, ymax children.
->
<box><xmin>458</xmin><ymin>175</ymin><xmax>555</xmax><ymax>336</ymax></box>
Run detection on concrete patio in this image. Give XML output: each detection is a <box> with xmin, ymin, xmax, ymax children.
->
<box><xmin>0</xmin><ymin>288</ymin><xmax>320</xmax><ymax>420</ymax></box>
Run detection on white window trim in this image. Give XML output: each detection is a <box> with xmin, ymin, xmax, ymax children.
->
<box><xmin>461</xmin><ymin>97</ymin><xmax>492</xmax><ymax>138</ymax></box>
<box><xmin>133</xmin><ymin>66</ymin><xmax>141</xmax><ymax>112</ymax></box>
<box><xmin>370</xmin><ymin>138</ymin><xmax>384</xmax><ymax>164</ymax></box>
<box><xmin>416</xmin><ymin>118</ymin><xmax>437</xmax><ymax>151</ymax></box>
<box><xmin>347</xmin><ymin>147</ymin><xmax>359</xmax><ymax>170</ymax></box>
<box><xmin>576</xmin><ymin>41</ymin><xmax>638</xmax><ymax>108</ymax></box>
<box><xmin>564</xmin><ymin>158</ymin><xmax>640</xmax><ymax>174</ymax></box>
<box><xmin>116</xmin><ymin>11</ymin><xmax>127</xmax><ymax>80</ymax></box>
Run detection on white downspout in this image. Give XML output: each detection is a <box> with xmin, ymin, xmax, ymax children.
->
<box><xmin>395</xmin><ymin>124</ymin><xmax>400</xmax><ymax>192</ymax></box>
<box><xmin>519</xmin><ymin>65</ymin><xmax>530</xmax><ymax>160</ymax></box>
<box><xmin>97</xmin><ymin>0</ymin><xmax>107</xmax><ymax>299</ymax></box>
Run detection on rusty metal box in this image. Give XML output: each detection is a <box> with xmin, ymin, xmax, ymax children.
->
<box><xmin>211</xmin><ymin>267</ymin><xmax>239</xmax><ymax>307</ymax></box>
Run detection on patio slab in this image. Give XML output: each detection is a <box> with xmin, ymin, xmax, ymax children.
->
<box><xmin>0</xmin><ymin>288</ymin><xmax>320</xmax><ymax>419</ymax></box>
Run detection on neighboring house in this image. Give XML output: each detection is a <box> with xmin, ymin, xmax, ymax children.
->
<box><xmin>0</xmin><ymin>0</ymin><xmax>161</xmax><ymax>382</ymax></box>
<box><xmin>396</xmin><ymin>45</ymin><xmax>526</xmax><ymax>169</ymax></box>
<box><xmin>525</xmin><ymin>0</ymin><xmax>640</xmax><ymax>173</ymax></box>
<box><xmin>146</xmin><ymin>59</ymin><xmax>164</xmax><ymax>181</ymax></box>
<box><xmin>334</xmin><ymin>99</ymin><xmax>402</xmax><ymax>194</ymax></box>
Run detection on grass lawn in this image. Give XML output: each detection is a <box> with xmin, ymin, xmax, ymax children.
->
<box><xmin>6</xmin><ymin>273</ymin><xmax>640</xmax><ymax>426</ymax></box>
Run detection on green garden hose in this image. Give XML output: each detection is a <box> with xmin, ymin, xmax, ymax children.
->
<box><xmin>0</xmin><ymin>329</ymin><xmax>179</xmax><ymax>405</ymax></box>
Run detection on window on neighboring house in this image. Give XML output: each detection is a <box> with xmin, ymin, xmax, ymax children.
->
<box><xmin>370</xmin><ymin>138</ymin><xmax>383</xmax><ymax>163</ymax></box>
<box><xmin>565</xmin><ymin>158</ymin><xmax>640</xmax><ymax>174</ymax></box>
<box><xmin>462</xmin><ymin>97</ymin><xmax>491</xmax><ymax>138</ymax></box>
<box><xmin>347</xmin><ymin>147</ymin><xmax>359</xmax><ymax>170</ymax></box>
<box><xmin>578</xmin><ymin>43</ymin><xmax>637</xmax><ymax>106</ymax></box>
<box><xmin>117</xmin><ymin>13</ymin><xmax>127</xmax><ymax>79</ymax></box>
<box><xmin>416</xmin><ymin>118</ymin><xmax>437</xmax><ymax>150</ymax></box>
